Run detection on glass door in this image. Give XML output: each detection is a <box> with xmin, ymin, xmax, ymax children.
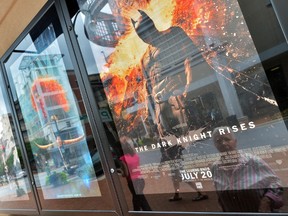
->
<box><xmin>0</xmin><ymin>66</ymin><xmax>38</xmax><ymax>214</ymax></box>
<box><xmin>65</xmin><ymin>0</ymin><xmax>288</xmax><ymax>214</ymax></box>
<box><xmin>3</xmin><ymin>3</ymin><xmax>120</xmax><ymax>214</ymax></box>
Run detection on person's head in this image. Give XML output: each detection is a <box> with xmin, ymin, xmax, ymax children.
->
<box><xmin>212</xmin><ymin>127</ymin><xmax>237</xmax><ymax>153</ymax></box>
<box><xmin>120</xmin><ymin>136</ymin><xmax>135</xmax><ymax>156</ymax></box>
<box><xmin>55</xmin><ymin>136</ymin><xmax>63</xmax><ymax>147</ymax></box>
<box><xmin>131</xmin><ymin>10</ymin><xmax>160</xmax><ymax>45</ymax></box>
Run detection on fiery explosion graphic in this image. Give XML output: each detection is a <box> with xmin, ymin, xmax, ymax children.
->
<box><xmin>100</xmin><ymin>0</ymin><xmax>277</xmax><ymax>133</ymax></box>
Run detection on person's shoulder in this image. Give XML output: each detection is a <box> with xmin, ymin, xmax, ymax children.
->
<box><xmin>241</xmin><ymin>153</ymin><xmax>266</xmax><ymax>165</ymax></box>
<box><xmin>211</xmin><ymin>160</ymin><xmax>221</xmax><ymax>170</ymax></box>
<box><xmin>164</xmin><ymin>26</ymin><xmax>195</xmax><ymax>44</ymax></box>
<box><xmin>244</xmin><ymin>152</ymin><xmax>261</xmax><ymax>160</ymax></box>
<box><xmin>166</xmin><ymin>26</ymin><xmax>185</xmax><ymax>33</ymax></box>
<box><xmin>120</xmin><ymin>154</ymin><xmax>130</xmax><ymax>161</ymax></box>
<box><xmin>142</xmin><ymin>45</ymin><xmax>157</xmax><ymax>60</ymax></box>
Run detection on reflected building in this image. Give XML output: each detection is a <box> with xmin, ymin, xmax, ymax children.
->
<box><xmin>17</xmin><ymin>55</ymin><xmax>82</xmax><ymax>142</ymax></box>
<box><xmin>79</xmin><ymin>0</ymin><xmax>125</xmax><ymax>47</ymax></box>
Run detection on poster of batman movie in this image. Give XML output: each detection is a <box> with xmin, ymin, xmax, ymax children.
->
<box><xmin>81</xmin><ymin>0</ymin><xmax>288</xmax><ymax>194</ymax></box>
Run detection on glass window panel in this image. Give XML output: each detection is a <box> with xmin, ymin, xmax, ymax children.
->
<box><xmin>72</xmin><ymin>0</ymin><xmax>288</xmax><ymax>213</ymax></box>
<box><xmin>0</xmin><ymin>69</ymin><xmax>36</xmax><ymax>210</ymax></box>
<box><xmin>4</xmin><ymin>5</ymin><xmax>115</xmax><ymax>211</ymax></box>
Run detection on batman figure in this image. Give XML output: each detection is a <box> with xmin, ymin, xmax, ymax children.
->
<box><xmin>132</xmin><ymin>10</ymin><xmax>206</xmax><ymax>138</ymax></box>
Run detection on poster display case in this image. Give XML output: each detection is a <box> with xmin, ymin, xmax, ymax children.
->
<box><xmin>72</xmin><ymin>0</ymin><xmax>288</xmax><ymax>213</ymax></box>
<box><xmin>0</xmin><ymin>0</ymin><xmax>287</xmax><ymax>215</ymax></box>
<box><xmin>3</xmin><ymin>3</ymin><xmax>118</xmax><ymax>213</ymax></box>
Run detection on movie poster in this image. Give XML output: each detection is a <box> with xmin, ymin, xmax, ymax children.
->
<box><xmin>85</xmin><ymin>0</ymin><xmax>288</xmax><ymax>194</ymax></box>
<box><xmin>5</xmin><ymin>20</ymin><xmax>102</xmax><ymax>200</ymax></box>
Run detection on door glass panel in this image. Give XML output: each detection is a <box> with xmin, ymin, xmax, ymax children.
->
<box><xmin>4</xmin><ymin>5</ymin><xmax>115</xmax><ymax>211</ymax></box>
<box><xmin>72</xmin><ymin>0</ymin><xmax>288</xmax><ymax>213</ymax></box>
<box><xmin>0</xmin><ymin>69</ymin><xmax>36</xmax><ymax>210</ymax></box>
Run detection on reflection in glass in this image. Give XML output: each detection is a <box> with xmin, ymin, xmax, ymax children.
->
<box><xmin>119</xmin><ymin>136</ymin><xmax>151</xmax><ymax>211</ymax></box>
<box><xmin>211</xmin><ymin>127</ymin><xmax>284</xmax><ymax>213</ymax></box>
<box><xmin>74</xmin><ymin>0</ymin><xmax>288</xmax><ymax>213</ymax></box>
<box><xmin>5</xmin><ymin>8</ymin><xmax>101</xmax><ymax>200</ymax></box>
<box><xmin>0</xmin><ymin>73</ymin><xmax>30</xmax><ymax>201</ymax></box>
